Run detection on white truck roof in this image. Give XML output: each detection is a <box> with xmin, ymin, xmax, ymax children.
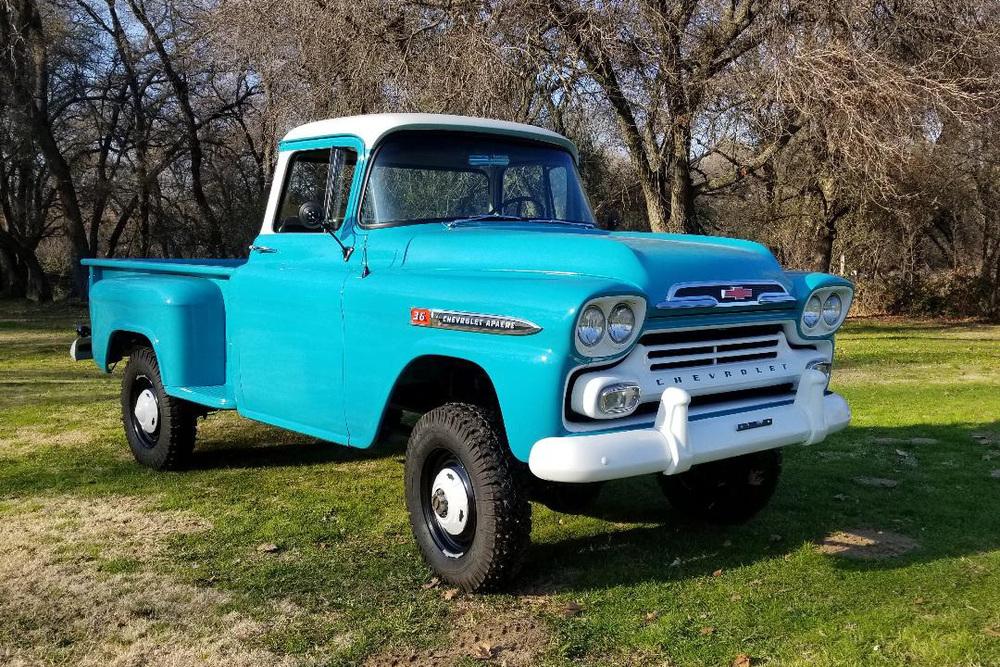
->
<box><xmin>280</xmin><ymin>113</ymin><xmax>578</xmax><ymax>159</ymax></box>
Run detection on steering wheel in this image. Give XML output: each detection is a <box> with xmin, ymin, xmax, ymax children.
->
<box><xmin>499</xmin><ymin>195</ymin><xmax>544</xmax><ymax>218</ymax></box>
<box><xmin>298</xmin><ymin>201</ymin><xmax>325</xmax><ymax>229</ymax></box>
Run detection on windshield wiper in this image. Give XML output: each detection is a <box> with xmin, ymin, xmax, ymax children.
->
<box><xmin>522</xmin><ymin>218</ymin><xmax>597</xmax><ymax>229</ymax></box>
<box><xmin>442</xmin><ymin>212</ymin><xmax>527</xmax><ymax>228</ymax></box>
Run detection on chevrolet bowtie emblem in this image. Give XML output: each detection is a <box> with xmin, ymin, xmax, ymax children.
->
<box><xmin>721</xmin><ymin>286</ymin><xmax>753</xmax><ymax>300</ymax></box>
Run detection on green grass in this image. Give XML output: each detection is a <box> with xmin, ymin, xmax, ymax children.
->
<box><xmin>1</xmin><ymin>301</ymin><xmax>998</xmax><ymax>666</ymax></box>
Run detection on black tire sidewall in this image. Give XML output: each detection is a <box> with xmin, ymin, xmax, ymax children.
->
<box><xmin>120</xmin><ymin>347</ymin><xmax>192</xmax><ymax>470</ymax></box>
<box><xmin>404</xmin><ymin>404</ymin><xmax>529</xmax><ymax>591</ymax></box>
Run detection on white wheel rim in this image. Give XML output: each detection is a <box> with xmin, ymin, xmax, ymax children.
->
<box><xmin>430</xmin><ymin>466</ymin><xmax>471</xmax><ymax>536</ymax></box>
<box><xmin>134</xmin><ymin>389</ymin><xmax>159</xmax><ymax>434</ymax></box>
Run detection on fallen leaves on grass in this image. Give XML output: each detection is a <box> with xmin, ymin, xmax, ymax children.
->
<box><xmin>985</xmin><ymin>625</ymin><xmax>1000</xmax><ymax>637</ymax></box>
<box><xmin>443</xmin><ymin>588</ymin><xmax>460</xmax><ymax>601</ymax></box>
<box><xmin>699</xmin><ymin>626</ymin><xmax>715</xmax><ymax>635</ymax></box>
<box><xmin>643</xmin><ymin>611</ymin><xmax>659</xmax><ymax>623</ymax></box>
<box><xmin>366</xmin><ymin>599</ymin><xmax>550</xmax><ymax>667</ymax></box>
<box><xmin>470</xmin><ymin>641</ymin><xmax>501</xmax><ymax>660</ymax></box>
<box><xmin>712</xmin><ymin>568</ymin><xmax>724</xmax><ymax>577</ymax></box>
<box><xmin>421</xmin><ymin>577</ymin><xmax>441</xmax><ymax>590</ymax></box>
<box><xmin>561</xmin><ymin>601</ymin><xmax>584</xmax><ymax>618</ymax></box>
<box><xmin>732</xmin><ymin>653</ymin><xmax>752</xmax><ymax>667</ymax></box>
<box><xmin>257</xmin><ymin>543</ymin><xmax>280</xmax><ymax>553</ymax></box>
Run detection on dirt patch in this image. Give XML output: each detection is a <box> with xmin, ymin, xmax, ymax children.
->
<box><xmin>0</xmin><ymin>496</ymin><xmax>322</xmax><ymax>666</ymax></box>
<box><xmin>852</xmin><ymin>477</ymin><xmax>899</xmax><ymax>489</ymax></box>
<box><xmin>10</xmin><ymin>426</ymin><xmax>94</xmax><ymax>449</ymax></box>
<box><xmin>364</xmin><ymin>599</ymin><xmax>551</xmax><ymax>667</ymax></box>
<box><xmin>816</xmin><ymin>529</ymin><xmax>920</xmax><ymax>560</ymax></box>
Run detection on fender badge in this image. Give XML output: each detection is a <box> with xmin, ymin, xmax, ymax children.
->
<box><xmin>737</xmin><ymin>418</ymin><xmax>773</xmax><ymax>432</ymax></box>
<box><xmin>410</xmin><ymin>308</ymin><xmax>541</xmax><ymax>336</ymax></box>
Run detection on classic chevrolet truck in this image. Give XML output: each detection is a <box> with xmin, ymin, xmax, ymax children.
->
<box><xmin>72</xmin><ymin>113</ymin><xmax>852</xmax><ymax>591</ymax></box>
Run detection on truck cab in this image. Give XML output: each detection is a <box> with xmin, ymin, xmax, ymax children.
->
<box><xmin>75</xmin><ymin>113</ymin><xmax>852</xmax><ymax>591</ymax></box>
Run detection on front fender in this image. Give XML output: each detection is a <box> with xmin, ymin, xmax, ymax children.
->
<box><xmin>341</xmin><ymin>269</ymin><xmax>630</xmax><ymax>460</ymax></box>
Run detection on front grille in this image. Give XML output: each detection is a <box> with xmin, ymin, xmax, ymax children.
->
<box><xmin>628</xmin><ymin>381</ymin><xmax>795</xmax><ymax>419</ymax></box>
<box><xmin>639</xmin><ymin>324</ymin><xmax>783</xmax><ymax>372</ymax></box>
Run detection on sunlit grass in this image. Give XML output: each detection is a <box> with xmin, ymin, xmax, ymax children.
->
<box><xmin>1</xmin><ymin>301</ymin><xmax>997</xmax><ymax>666</ymax></box>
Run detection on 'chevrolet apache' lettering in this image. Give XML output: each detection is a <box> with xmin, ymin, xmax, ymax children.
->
<box><xmin>72</xmin><ymin>112</ymin><xmax>853</xmax><ymax>593</ymax></box>
<box><xmin>411</xmin><ymin>308</ymin><xmax>541</xmax><ymax>335</ymax></box>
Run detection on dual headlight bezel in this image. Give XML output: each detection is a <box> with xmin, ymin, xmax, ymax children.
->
<box><xmin>800</xmin><ymin>286</ymin><xmax>852</xmax><ymax>335</ymax></box>
<box><xmin>574</xmin><ymin>295</ymin><xmax>647</xmax><ymax>358</ymax></box>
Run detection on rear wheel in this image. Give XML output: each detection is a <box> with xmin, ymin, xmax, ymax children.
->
<box><xmin>658</xmin><ymin>449</ymin><xmax>782</xmax><ymax>524</ymax></box>
<box><xmin>120</xmin><ymin>346</ymin><xmax>197</xmax><ymax>470</ymax></box>
<box><xmin>404</xmin><ymin>403</ymin><xmax>531</xmax><ymax>592</ymax></box>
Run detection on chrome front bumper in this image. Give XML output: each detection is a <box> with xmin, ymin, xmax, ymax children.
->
<box><xmin>528</xmin><ymin>369</ymin><xmax>850</xmax><ymax>483</ymax></box>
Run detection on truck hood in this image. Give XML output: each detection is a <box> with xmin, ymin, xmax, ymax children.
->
<box><xmin>398</xmin><ymin>223</ymin><xmax>790</xmax><ymax>299</ymax></box>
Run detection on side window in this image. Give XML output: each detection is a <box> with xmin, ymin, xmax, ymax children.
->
<box><xmin>275</xmin><ymin>147</ymin><xmax>357</xmax><ymax>233</ymax></box>
<box><xmin>501</xmin><ymin>165</ymin><xmax>546</xmax><ymax>218</ymax></box>
<box><xmin>548</xmin><ymin>166</ymin><xmax>568</xmax><ymax>220</ymax></box>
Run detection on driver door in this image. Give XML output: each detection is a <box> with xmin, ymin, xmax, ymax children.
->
<box><xmin>230</xmin><ymin>138</ymin><xmax>363</xmax><ymax>442</ymax></box>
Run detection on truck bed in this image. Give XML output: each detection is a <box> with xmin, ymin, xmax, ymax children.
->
<box><xmin>84</xmin><ymin>257</ymin><xmax>245</xmax><ymax>410</ymax></box>
<box><xmin>82</xmin><ymin>257</ymin><xmax>246</xmax><ymax>278</ymax></box>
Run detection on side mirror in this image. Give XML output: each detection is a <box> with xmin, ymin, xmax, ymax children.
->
<box><xmin>298</xmin><ymin>201</ymin><xmax>325</xmax><ymax>230</ymax></box>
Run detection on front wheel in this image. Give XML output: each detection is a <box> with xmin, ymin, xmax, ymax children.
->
<box><xmin>404</xmin><ymin>403</ymin><xmax>531</xmax><ymax>592</ymax></box>
<box><xmin>658</xmin><ymin>449</ymin><xmax>782</xmax><ymax>524</ymax></box>
<box><xmin>120</xmin><ymin>346</ymin><xmax>198</xmax><ymax>470</ymax></box>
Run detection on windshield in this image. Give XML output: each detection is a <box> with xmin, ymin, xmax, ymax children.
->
<box><xmin>360</xmin><ymin>131</ymin><xmax>595</xmax><ymax>226</ymax></box>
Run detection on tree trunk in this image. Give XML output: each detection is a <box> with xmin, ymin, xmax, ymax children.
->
<box><xmin>0</xmin><ymin>244</ymin><xmax>27</xmax><ymax>298</ymax></box>
<box><xmin>638</xmin><ymin>170</ymin><xmax>671</xmax><ymax>233</ymax></box>
<box><xmin>0</xmin><ymin>227</ymin><xmax>51</xmax><ymax>301</ymax></box>
<box><xmin>668</xmin><ymin>124</ymin><xmax>700</xmax><ymax>235</ymax></box>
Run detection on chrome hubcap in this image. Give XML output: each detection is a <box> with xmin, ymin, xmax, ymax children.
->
<box><xmin>430</xmin><ymin>466</ymin><xmax>470</xmax><ymax>536</ymax></box>
<box><xmin>133</xmin><ymin>389</ymin><xmax>159</xmax><ymax>434</ymax></box>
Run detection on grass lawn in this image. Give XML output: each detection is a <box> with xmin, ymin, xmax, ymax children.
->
<box><xmin>1</xmin><ymin>301</ymin><xmax>998</xmax><ymax>666</ymax></box>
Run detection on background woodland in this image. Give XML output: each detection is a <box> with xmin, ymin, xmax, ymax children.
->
<box><xmin>2</xmin><ymin>0</ymin><xmax>999</xmax><ymax>318</ymax></box>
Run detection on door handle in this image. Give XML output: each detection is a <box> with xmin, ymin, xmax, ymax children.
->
<box><xmin>249</xmin><ymin>244</ymin><xmax>278</xmax><ymax>254</ymax></box>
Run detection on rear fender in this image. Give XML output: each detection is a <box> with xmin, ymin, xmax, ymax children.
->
<box><xmin>90</xmin><ymin>275</ymin><xmax>226</xmax><ymax>389</ymax></box>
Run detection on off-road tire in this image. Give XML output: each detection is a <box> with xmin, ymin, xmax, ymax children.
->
<box><xmin>120</xmin><ymin>346</ymin><xmax>197</xmax><ymax>470</ymax></box>
<box><xmin>658</xmin><ymin>448</ymin><xmax>782</xmax><ymax>524</ymax></box>
<box><xmin>531</xmin><ymin>480</ymin><xmax>603</xmax><ymax>514</ymax></box>
<box><xmin>405</xmin><ymin>403</ymin><xmax>531</xmax><ymax>592</ymax></box>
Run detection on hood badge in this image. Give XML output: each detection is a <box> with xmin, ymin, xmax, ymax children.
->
<box><xmin>411</xmin><ymin>308</ymin><xmax>541</xmax><ymax>335</ymax></box>
<box><xmin>657</xmin><ymin>280</ymin><xmax>796</xmax><ymax>310</ymax></box>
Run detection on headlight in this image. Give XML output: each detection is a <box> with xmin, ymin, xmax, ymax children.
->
<box><xmin>803</xmin><ymin>295</ymin><xmax>822</xmax><ymax>329</ymax></box>
<box><xmin>799</xmin><ymin>286</ymin><xmax>853</xmax><ymax>335</ymax></box>
<box><xmin>822</xmin><ymin>293</ymin><xmax>842</xmax><ymax>325</ymax></box>
<box><xmin>608</xmin><ymin>303</ymin><xmax>636</xmax><ymax>343</ymax></box>
<box><xmin>573</xmin><ymin>295</ymin><xmax>647</xmax><ymax>357</ymax></box>
<box><xmin>576</xmin><ymin>305</ymin><xmax>605</xmax><ymax>347</ymax></box>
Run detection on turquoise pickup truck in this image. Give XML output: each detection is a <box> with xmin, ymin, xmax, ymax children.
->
<box><xmin>72</xmin><ymin>113</ymin><xmax>852</xmax><ymax>591</ymax></box>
